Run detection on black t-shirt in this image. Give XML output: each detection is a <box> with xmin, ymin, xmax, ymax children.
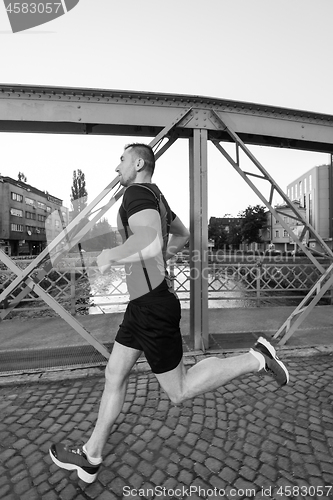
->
<box><xmin>117</xmin><ymin>183</ymin><xmax>176</xmax><ymax>301</ymax></box>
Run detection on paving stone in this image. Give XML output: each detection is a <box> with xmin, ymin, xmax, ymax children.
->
<box><xmin>0</xmin><ymin>353</ymin><xmax>333</xmax><ymax>498</ymax></box>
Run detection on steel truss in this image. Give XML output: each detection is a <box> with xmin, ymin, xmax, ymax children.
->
<box><xmin>0</xmin><ymin>108</ymin><xmax>192</xmax><ymax>358</ymax></box>
<box><xmin>1</xmin><ymin>85</ymin><xmax>333</xmax><ymax>353</ymax></box>
<box><xmin>209</xmin><ymin>111</ymin><xmax>333</xmax><ymax>345</ymax></box>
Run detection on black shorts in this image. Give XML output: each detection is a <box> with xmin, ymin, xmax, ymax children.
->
<box><xmin>115</xmin><ymin>291</ymin><xmax>183</xmax><ymax>374</ymax></box>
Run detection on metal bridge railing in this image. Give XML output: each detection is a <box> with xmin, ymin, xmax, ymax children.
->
<box><xmin>1</xmin><ymin>257</ymin><xmax>331</xmax><ymax>318</ymax></box>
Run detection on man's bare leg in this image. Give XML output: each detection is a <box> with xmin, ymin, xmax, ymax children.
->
<box><xmin>155</xmin><ymin>353</ymin><xmax>260</xmax><ymax>404</ymax></box>
<box><xmin>84</xmin><ymin>341</ymin><xmax>142</xmax><ymax>459</ymax></box>
<box><xmin>156</xmin><ymin>336</ymin><xmax>289</xmax><ymax>404</ymax></box>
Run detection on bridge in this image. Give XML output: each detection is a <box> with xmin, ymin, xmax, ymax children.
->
<box><xmin>1</xmin><ymin>84</ymin><xmax>333</xmax><ymax>356</ymax></box>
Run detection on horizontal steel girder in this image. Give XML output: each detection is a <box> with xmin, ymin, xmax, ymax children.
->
<box><xmin>1</xmin><ymin>85</ymin><xmax>333</xmax><ymax>152</ymax></box>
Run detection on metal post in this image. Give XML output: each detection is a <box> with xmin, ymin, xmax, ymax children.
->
<box><xmin>189</xmin><ymin>129</ymin><xmax>209</xmax><ymax>350</ymax></box>
<box><xmin>71</xmin><ymin>265</ymin><xmax>76</xmax><ymax>316</ymax></box>
<box><xmin>256</xmin><ymin>263</ymin><xmax>261</xmax><ymax>307</ymax></box>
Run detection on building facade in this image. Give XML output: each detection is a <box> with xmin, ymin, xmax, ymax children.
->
<box><xmin>0</xmin><ymin>176</ymin><xmax>69</xmax><ymax>256</ymax></box>
<box><xmin>286</xmin><ymin>163</ymin><xmax>333</xmax><ymax>251</ymax></box>
<box><xmin>261</xmin><ymin>201</ymin><xmax>307</xmax><ymax>253</ymax></box>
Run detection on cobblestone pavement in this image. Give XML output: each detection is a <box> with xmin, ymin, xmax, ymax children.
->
<box><xmin>0</xmin><ymin>352</ymin><xmax>333</xmax><ymax>500</ymax></box>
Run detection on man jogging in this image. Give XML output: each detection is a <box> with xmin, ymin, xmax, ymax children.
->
<box><xmin>49</xmin><ymin>143</ymin><xmax>289</xmax><ymax>483</ymax></box>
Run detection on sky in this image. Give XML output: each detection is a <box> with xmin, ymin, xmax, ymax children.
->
<box><xmin>0</xmin><ymin>0</ymin><xmax>332</xmax><ymax>227</ymax></box>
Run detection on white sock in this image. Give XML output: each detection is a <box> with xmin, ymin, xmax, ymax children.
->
<box><xmin>82</xmin><ymin>444</ymin><xmax>102</xmax><ymax>465</ymax></box>
<box><xmin>249</xmin><ymin>349</ymin><xmax>265</xmax><ymax>371</ymax></box>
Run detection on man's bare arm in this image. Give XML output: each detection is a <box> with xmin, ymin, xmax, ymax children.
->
<box><xmin>97</xmin><ymin>209</ymin><xmax>162</xmax><ymax>272</ymax></box>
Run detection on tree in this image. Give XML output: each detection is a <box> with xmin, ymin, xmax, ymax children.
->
<box><xmin>71</xmin><ymin>169</ymin><xmax>88</xmax><ymax>217</ymax></box>
<box><xmin>208</xmin><ymin>217</ymin><xmax>228</xmax><ymax>250</ymax></box>
<box><xmin>18</xmin><ymin>172</ymin><xmax>27</xmax><ymax>182</ymax></box>
<box><xmin>69</xmin><ymin>169</ymin><xmax>88</xmax><ymax>253</ymax></box>
<box><xmin>238</xmin><ymin>205</ymin><xmax>267</xmax><ymax>244</ymax></box>
<box><xmin>227</xmin><ymin>219</ymin><xmax>243</xmax><ymax>247</ymax></box>
<box><xmin>84</xmin><ymin>218</ymin><xmax>118</xmax><ymax>251</ymax></box>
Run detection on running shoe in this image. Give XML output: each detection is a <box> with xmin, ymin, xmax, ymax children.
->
<box><xmin>49</xmin><ymin>443</ymin><xmax>100</xmax><ymax>483</ymax></box>
<box><xmin>252</xmin><ymin>336</ymin><xmax>289</xmax><ymax>386</ymax></box>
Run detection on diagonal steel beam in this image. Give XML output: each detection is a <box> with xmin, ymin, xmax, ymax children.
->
<box><xmin>0</xmin><ymin>113</ymin><xmax>189</xmax><ymax>356</ymax></box>
<box><xmin>0</xmin><ymin>249</ymin><xmax>110</xmax><ymax>358</ymax></box>
<box><xmin>273</xmin><ymin>262</ymin><xmax>333</xmax><ymax>345</ymax></box>
<box><xmin>0</xmin><ymin>175</ymin><xmax>122</xmax><ymax>303</ymax></box>
<box><xmin>0</xmin><ymin>181</ymin><xmax>124</xmax><ymax>320</ymax></box>
<box><xmin>213</xmin><ymin>139</ymin><xmax>325</xmax><ymax>272</ymax></box>
<box><xmin>0</xmin><ymin>108</ymin><xmax>191</xmax><ymax>307</ymax></box>
<box><xmin>210</xmin><ymin>110</ymin><xmax>333</xmax><ymax>272</ymax></box>
<box><xmin>210</xmin><ymin>110</ymin><xmax>333</xmax><ymax>344</ymax></box>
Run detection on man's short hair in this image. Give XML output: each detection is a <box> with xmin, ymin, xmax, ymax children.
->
<box><xmin>125</xmin><ymin>143</ymin><xmax>155</xmax><ymax>175</ymax></box>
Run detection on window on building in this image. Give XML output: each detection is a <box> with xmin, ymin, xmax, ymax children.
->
<box><xmin>55</xmin><ymin>220</ymin><xmax>60</xmax><ymax>228</ymax></box>
<box><xmin>275</xmin><ymin>230</ymin><xmax>280</xmax><ymax>238</ymax></box>
<box><xmin>25</xmin><ymin>197</ymin><xmax>35</xmax><ymax>206</ymax></box>
<box><xmin>309</xmin><ymin>193</ymin><xmax>313</xmax><ymax>225</ymax></box>
<box><xmin>37</xmin><ymin>214</ymin><xmax>46</xmax><ymax>222</ymax></box>
<box><xmin>299</xmin><ymin>181</ymin><xmax>302</xmax><ymax>198</ymax></box>
<box><xmin>11</xmin><ymin>192</ymin><xmax>23</xmax><ymax>202</ymax></box>
<box><xmin>26</xmin><ymin>211</ymin><xmax>36</xmax><ymax>220</ymax></box>
<box><xmin>26</xmin><ymin>225</ymin><xmax>35</xmax><ymax>234</ymax></box>
<box><xmin>304</xmin><ymin>177</ymin><xmax>307</xmax><ymax>193</ymax></box>
<box><xmin>283</xmin><ymin>230</ymin><xmax>288</xmax><ymax>237</ymax></box>
<box><xmin>10</xmin><ymin>208</ymin><xmax>23</xmax><ymax>217</ymax></box>
<box><xmin>11</xmin><ymin>223</ymin><xmax>24</xmax><ymax>232</ymax></box>
<box><xmin>37</xmin><ymin>201</ymin><xmax>46</xmax><ymax>210</ymax></box>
